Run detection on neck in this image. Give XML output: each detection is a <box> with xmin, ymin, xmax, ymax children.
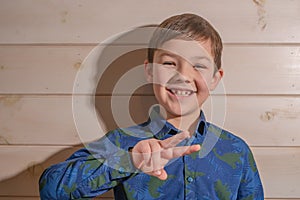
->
<box><xmin>165</xmin><ymin>109</ymin><xmax>201</xmax><ymax>134</ymax></box>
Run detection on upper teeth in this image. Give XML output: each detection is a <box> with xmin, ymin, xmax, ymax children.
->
<box><xmin>170</xmin><ymin>89</ymin><xmax>193</xmax><ymax>96</ymax></box>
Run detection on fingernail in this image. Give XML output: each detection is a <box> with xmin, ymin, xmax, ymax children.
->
<box><xmin>154</xmin><ymin>170</ymin><xmax>161</xmax><ymax>175</ymax></box>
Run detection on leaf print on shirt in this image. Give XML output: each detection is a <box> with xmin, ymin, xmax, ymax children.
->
<box><xmin>214</xmin><ymin>180</ymin><xmax>231</xmax><ymax>200</ymax></box>
<box><xmin>148</xmin><ymin>175</ymin><xmax>175</xmax><ymax>198</ymax></box>
<box><xmin>189</xmin><ymin>150</ymin><xmax>200</xmax><ymax>160</ymax></box>
<box><xmin>89</xmin><ymin>174</ymin><xmax>116</xmax><ymax>190</ymax></box>
<box><xmin>63</xmin><ymin>182</ymin><xmax>77</xmax><ymax>195</ymax></box>
<box><xmin>124</xmin><ymin>183</ymin><xmax>140</xmax><ymax>200</ymax></box>
<box><xmin>113</xmin><ymin>149</ymin><xmax>133</xmax><ymax>172</ymax></box>
<box><xmin>124</xmin><ymin>174</ymin><xmax>151</xmax><ymax>200</ymax></box>
<box><xmin>115</xmin><ymin>133</ymin><xmax>121</xmax><ymax>148</ymax></box>
<box><xmin>213</xmin><ymin>148</ymin><xmax>242</xmax><ymax>169</ymax></box>
<box><xmin>83</xmin><ymin>156</ymin><xmax>103</xmax><ymax>174</ymax></box>
<box><xmin>208</xmin><ymin>125</ymin><xmax>223</xmax><ymax>138</ymax></box>
<box><xmin>184</xmin><ymin>164</ymin><xmax>205</xmax><ymax>178</ymax></box>
<box><xmin>248</xmin><ymin>151</ymin><xmax>258</xmax><ymax>173</ymax></box>
<box><xmin>240</xmin><ymin>195</ymin><xmax>254</xmax><ymax>200</ymax></box>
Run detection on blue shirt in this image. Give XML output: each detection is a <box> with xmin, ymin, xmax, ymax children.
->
<box><xmin>39</xmin><ymin>109</ymin><xmax>264</xmax><ymax>199</ymax></box>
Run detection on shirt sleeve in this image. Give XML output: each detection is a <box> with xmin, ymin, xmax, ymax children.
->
<box><xmin>39</xmin><ymin>130</ymin><xmax>137</xmax><ymax>200</ymax></box>
<box><xmin>237</xmin><ymin>146</ymin><xmax>264</xmax><ymax>200</ymax></box>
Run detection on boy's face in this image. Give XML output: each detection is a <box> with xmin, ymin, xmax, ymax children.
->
<box><xmin>145</xmin><ymin>38</ymin><xmax>223</xmax><ymax>120</ymax></box>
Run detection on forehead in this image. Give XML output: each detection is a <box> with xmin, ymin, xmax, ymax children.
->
<box><xmin>154</xmin><ymin>39</ymin><xmax>214</xmax><ymax>63</ymax></box>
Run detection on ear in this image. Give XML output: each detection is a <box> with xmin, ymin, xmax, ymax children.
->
<box><xmin>209</xmin><ymin>68</ymin><xmax>223</xmax><ymax>90</ymax></box>
<box><xmin>144</xmin><ymin>59</ymin><xmax>153</xmax><ymax>83</ymax></box>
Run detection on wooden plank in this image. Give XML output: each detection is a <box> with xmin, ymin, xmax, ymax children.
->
<box><xmin>0</xmin><ymin>198</ymin><xmax>115</xmax><ymax>200</ymax></box>
<box><xmin>222</xmin><ymin>96</ymin><xmax>300</xmax><ymax>147</ymax></box>
<box><xmin>0</xmin><ymin>95</ymin><xmax>81</xmax><ymax>145</ymax></box>
<box><xmin>0</xmin><ymin>145</ymin><xmax>114</xmax><ymax>198</ymax></box>
<box><xmin>0</xmin><ymin>198</ymin><xmax>40</xmax><ymax>200</ymax></box>
<box><xmin>0</xmin><ymin>45</ymin><xmax>94</xmax><ymax>94</ymax></box>
<box><xmin>0</xmin><ymin>146</ymin><xmax>77</xmax><ymax>196</ymax></box>
<box><xmin>0</xmin><ymin>146</ymin><xmax>299</xmax><ymax>198</ymax></box>
<box><xmin>0</xmin><ymin>95</ymin><xmax>110</xmax><ymax>145</ymax></box>
<box><xmin>1</xmin><ymin>95</ymin><xmax>300</xmax><ymax>146</ymax></box>
<box><xmin>222</xmin><ymin>45</ymin><xmax>300</xmax><ymax>95</ymax></box>
<box><xmin>0</xmin><ymin>198</ymin><xmax>38</xmax><ymax>200</ymax></box>
<box><xmin>0</xmin><ymin>0</ymin><xmax>299</xmax><ymax>44</ymax></box>
<box><xmin>1</xmin><ymin>45</ymin><xmax>300</xmax><ymax>95</ymax></box>
<box><xmin>253</xmin><ymin>148</ymin><xmax>300</xmax><ymax>198</ymax></box>
<box><xmin>0</xmin><ymin>197</ymin><xmax>114</xmax><ymax>200</ymax></box>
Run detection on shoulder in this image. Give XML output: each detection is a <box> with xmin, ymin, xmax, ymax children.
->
<box><xmin>206</xmin><ymin>122</ymin><xmax>252</xmax><ymax>155</ymax></box>
<box><xmin>106</xmin><ymin>121</ymin><xmax>153</xmax><ymax>139</ymax></box>
<box><xmin>205</xmin><ymin>123</ymin><xmax>259</xmax><ymax>174</ymax></box>
<box><xmin>208</xmin><ymin>123</ymin><xmax>249</xmax><ymax>146</ymax></box>
<box><xmin>96</xmin><ymin>122</ymin><xmax>152</xmax><ymax>149</ymax></box>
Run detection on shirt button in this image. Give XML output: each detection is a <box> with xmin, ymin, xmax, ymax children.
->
<box><xmin>187</xmin><ymin>176</ymin><xmax>194</xmax><ymax>183</ymax></box>
<box><xmin>119</xmin><ymin>167</ymin><xmax>125</xmax><ymax>174</ymax></box>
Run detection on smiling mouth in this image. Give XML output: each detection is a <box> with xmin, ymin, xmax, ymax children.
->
<box><xmin>166</xmin><ymin>88</ymin><xmax>197</xmax><ymax>97</ymax></box>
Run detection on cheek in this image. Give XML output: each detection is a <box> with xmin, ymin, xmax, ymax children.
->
<box><xmin>195</xmin><ymin>72</ymin><xmax>211</xmax><ymax>89</ymax></box>
<box><xmin>152</xmin><ymin>65</ymin><xmax>175</xmax><ymax>86</ymax></box>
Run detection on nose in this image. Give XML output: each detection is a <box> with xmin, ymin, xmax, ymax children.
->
<box><xmin>175</xmin><ymin>60</ymin><xmax>193</xmax><ymax>82</ymax></box>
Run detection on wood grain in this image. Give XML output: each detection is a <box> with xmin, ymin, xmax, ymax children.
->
<box><xmin>1</xmin><ymin>45</ymin><xmax>300</xmax><ymax>94</ymax></box>
<box><xmin>1</xmin><ymin>95</ymin><xmax>300</xmax><ymax>146</ymax></box>
<box><xmin>0</xmin><ymin>0</ymin><xmax>299</xmax><ymax>44</ymax></box>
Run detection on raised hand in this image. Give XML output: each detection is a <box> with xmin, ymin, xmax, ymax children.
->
<box><xmin>131</xmin><ymin>131</ymin><xmax>201</xmax><ymax>180</ymax></box>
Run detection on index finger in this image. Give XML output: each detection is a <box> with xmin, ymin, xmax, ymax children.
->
<box><xmin>159</xmin><ymin>131</ymin><xmax>190</xmax><ymax>149</ymax></box>
<box><xmin>161</xmin><ymin>144</ymin><xmax>201</xmax><ymax>160</ymax></box>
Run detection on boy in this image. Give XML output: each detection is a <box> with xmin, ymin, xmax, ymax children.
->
<box><xmin>40</xmin><ymin>13</ymin><xmax>264</xmax><ymax>199</ymax></box>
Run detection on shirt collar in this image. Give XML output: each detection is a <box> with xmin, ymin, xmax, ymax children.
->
<box><xmin>146</xmin><ymin>106</ymin><xmax>207</xmax><ymax>140</ymax></box>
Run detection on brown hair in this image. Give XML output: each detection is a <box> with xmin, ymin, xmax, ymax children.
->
<box><xmin>147</xmin><ymin>13</ymin><xmax>223</xmax><ymax>70</ymax></box>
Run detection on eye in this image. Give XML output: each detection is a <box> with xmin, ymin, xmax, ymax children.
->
<box><xmin>193</xmin><ymin>64</ymin><xmax>207</xmax><ymax>70</ymax></box>
<box><xmin>162</xmin><ymin>61</ymin><xmax>176</xmax><ymax>66</ymax></box>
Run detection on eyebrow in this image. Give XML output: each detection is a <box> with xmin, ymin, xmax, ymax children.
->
<box><xmin>156</xmin><ymin>51</ymin><xmax>178</xmax><ymax>58</ymax></box>
<box><xmin>190</xmin><ymin>55</ymin><xmax>213</xmax><ymax>63</ymax></box>
<box><xmin>157</xmin><ymin>51</ymin><xmax>213</xmax><ymax>63</ymax></box>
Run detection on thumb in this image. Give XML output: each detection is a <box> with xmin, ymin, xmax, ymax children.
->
<box><xmin>151</xmin><ymin>169</ymin><xmax>168</xmax><ymax>180</ymax></box>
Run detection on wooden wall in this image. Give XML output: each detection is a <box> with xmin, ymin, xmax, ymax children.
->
<box><xmin>0</xmin><ymin>0</ymin><xmax>300</xmax><ymax>199</ymax></box>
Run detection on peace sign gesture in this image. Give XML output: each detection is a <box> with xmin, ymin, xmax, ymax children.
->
<box><xmin>131</xmin><ymin>131</ymin><xmax>201</xmax><ymax>180</ymax></box>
